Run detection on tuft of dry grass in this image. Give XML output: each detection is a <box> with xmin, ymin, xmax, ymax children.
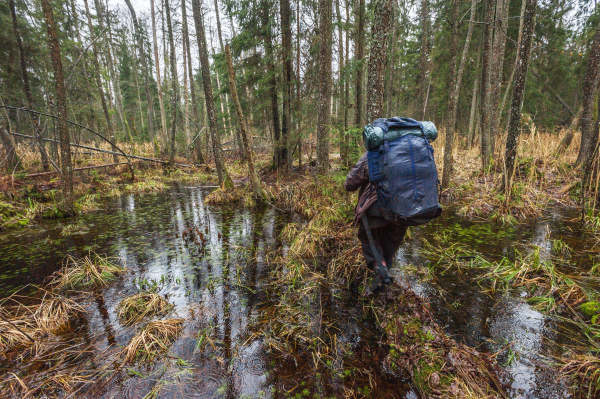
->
<box><xmin>51</xmin><ymin>253</ymin><xmax>126</xmax><ymax>290</ymax></box>
<box><xmin>204</xmin><ymin>186</ymin><xmax>254</xmax><ymax>206</ymax></box>
<box><xmin>117</xmin><ymin>292</ymin><xmax>173</xmax><ymax>326</ymax></box>
<box><xmin>560</xmin><ymin>350</ymin><xmax>600</xmax><ymax>398</ymax></box>
<box><xmin>121</xmin><ymin>319</ymin><xmax>184</xmax><ymax>363</ymax></box>
<box><xmin>0</xmin><ymin>293</ymin><xmax>85</xmax><ymax>353</ymax></box>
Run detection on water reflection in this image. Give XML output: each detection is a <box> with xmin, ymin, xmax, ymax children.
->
<box><xmin>0</xmin><ymin>186</ymin><xmax>596</xmax><ymax>398</ymax></box>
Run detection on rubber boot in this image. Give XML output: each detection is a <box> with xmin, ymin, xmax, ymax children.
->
<box><xmin>371</xmin><ymin>261</ymin><xmax>390</xmax><ymax>294</ymax></box>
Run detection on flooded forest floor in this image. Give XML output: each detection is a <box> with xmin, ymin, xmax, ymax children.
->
<box><xmin>0</xmin><ymin>148</ymin><xmax>599</xmax><ymax>398</ymax></box>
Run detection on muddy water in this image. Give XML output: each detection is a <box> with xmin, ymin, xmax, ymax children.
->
<box><xmin>0</xmin><ymin>184</ymin><xmax>596</xmax><ymax>398</ymax></box>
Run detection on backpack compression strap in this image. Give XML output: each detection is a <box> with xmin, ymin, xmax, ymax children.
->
<box><xmin>361</xmin><ymin>214</ymin><xmax>391</xmax><ymax>283</ymax></box>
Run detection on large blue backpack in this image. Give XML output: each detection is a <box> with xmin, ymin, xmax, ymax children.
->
<box><xmin>365</xmin><ymin>117</ymin><xmax>442</xmax><ymax>226</ymax></box>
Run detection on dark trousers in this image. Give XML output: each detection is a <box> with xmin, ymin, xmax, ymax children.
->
<box><xmin>357</xmin><ymin>207</ymin><xmax>407</xmax><ymax>271</ymax></box>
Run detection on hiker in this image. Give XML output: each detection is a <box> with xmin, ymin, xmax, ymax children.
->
<box><xmin>345</xmin><ymin>117</ymin><xmax>442</xmax><ymax>293</ymax></box>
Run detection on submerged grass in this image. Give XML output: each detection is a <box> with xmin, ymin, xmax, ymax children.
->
<box><xmin>0</xmin><ymin>292</ymin><xmax>85</xmax><ymax>353</ymax></box>
<box><xmin>51</xmin><ymin>253</ymin><xmax>126</xmax><ymax>290</ymax></box>
<box><xmin>117</xmin><ymin>292</ymin><xmax>173</xmax><ymax>326</ymax></box>
<box><xmin>121</xmin><ymin>319</ymin><xmax>184</xmax><ymax>363</ymax></box>
<box><xmin>376</xmin><ymin>285</ymin><xmax>504</xmax><ymax>398</ymax></box>
<box><xmin>479</xmin><ymin>246</ymin><xmax>599</xmax><ymax>313</ymax></box>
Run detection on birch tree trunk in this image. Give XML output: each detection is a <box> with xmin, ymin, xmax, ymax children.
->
<box><xmin>317</xmin><ymin>0</ymin><xmax>332</xmax><ymax>174</ymax></box>
<box><xmin>41</xmin><ymin>0</ymin><xmax>73</xmax><ymax>212</ymax></box>
<box><xmin>366</xmin><ymin>0</ymin><xmax>393</xmax><ymax>122</ymax></box>
<box><xmin>504</xmin><ymin>0</ymin><xmax>537</xmax><ymax>188</ymax></box>
<box><xmin>225</xmin><ymin>44</ymin><xmax>263</xmax><ymax>197</ymax></box>
<box><xmin>191</xmin><ymin>0</ymin><xmax>233</xmax><ymax>187</ymax></box>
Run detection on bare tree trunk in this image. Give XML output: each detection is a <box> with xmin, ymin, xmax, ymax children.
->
<box><xmin>504</xmin><ymin>0</ymin><xmax>537</xmax><ymax>188</ymax></box>
<box><xmin>182</xmin><ymin>9</ymin><xmax>190</xmax><ymax>144</ymax></box>
<box><xmin>499</xmin><ymin>0</ymin><xmax>527</xmax><ymax>123</ymax></box>
<box><xmin>41</xmin><ymin>0</ymin><xmax>73</xmax><ymax>212</ymax></box>
<box><xmin>150</xmin><ymin>0</ymin><xmax>168</xmax><ymax>145</ymax></box>
<box><xmin>577</xmin><ymin>22</ymin><xmax>600</xmax><ymax>166</ymax></box>
<box><xmin>191</xmin><ymin>0</ymin><xmax>233</xmax><ymax>187</ymax></box>
<box><xmin>418</xmin><ymin>0</ymin><xmax>431</xmax><ymax>117</ymax></box>
<box><xmin>366</xmin><ymin>0</ymin><xmax>393</xmax><ymax>122</ymax></box>
<box><xmin>9</xmin><ymin>0</ymin><xmax>50</xmax><ymax>171</ymax></box>
<box><xmin>317</xmin><ymin>0</ymin><xmax>332</xmax><ymax>174</ymax></box>
<box><xmin>468</xmin><ymin>45</ymin><xmax>482</xmax><ymax>148</ymax></box>
<box><xmin>336</xmin><ymin>0</ymin><xmax>346</xmax><ymax>164</ymax></box>
<box><xmin>181</xmin><ymin>0</ymin><xmax>204</xmax><ymax>163</ymax></box>
<box><xmin>441</xmin><ymin>0</ymin><xmax>460</xmax><ymax>190</ymax></box>
<box><xmin>297</xmin><ymin>0</ymin><xmax>303</xmax><ymax>169</ymax></box>
<box><xmin>83</xmin><ymin>0</ymin><xmax>119</xmax><ymax>163</ymax></box>
<box><xmin>225</xmin><ymin>44</ymin><xmax>263</xmax><ymax>197</ymax></box>
<box><xmin>489</xmin><ymin>0</ymin><xmax>509</xmax><ymax>154</ymax></box>
<box><xmin>480</xmin><ymin>0</ymin><xmax>494</xmax><ymax>170</ymax></box>
<box><xmin>213</xmin><ymin>0</ymin><xmax>238</xmax><ymax>156</ymax></box>
<box><xmin>281</xmin><ymin>0</ymin><xmax>293</xmax><ymax>171</ymax></box>
<box><xmin>354</xmin><ymin>0</ymin><xmax>365</xmax><ymax>127</ymax></box>
<box><xmin>261</xmin><ymin>0</ymin><xmax>282</xmax><ymax>168</ymax></box>
<box><xmin>0</xmin><ymin>112</ymin><xmax>20</xmax><ymax>171</ymax></box>
<box><xmin>554</xmin><ymin>106</ymin><xmax>582</xmax><ymax>157</ymax></box>
<box><xmin>93</xmin><ymin>0</ymin><xmax>126</xmax><ymax>135</ymax></box>
<box><xmin>124</xmin><ymin>0</ymin><xmax>154</xmax><ymax>139</ymax></box>
<box><xmin>164</xmin><ymin>0</ymin><xmax>179</xmax><ymax>165</ymax></box>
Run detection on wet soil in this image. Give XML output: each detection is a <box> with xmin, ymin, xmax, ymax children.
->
<box><xmin>0</xmin><ymin>183</ymin><xmax>597</xmax><ymax>398</ymax></box>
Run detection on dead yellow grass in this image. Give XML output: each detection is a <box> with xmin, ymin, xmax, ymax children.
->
<box><xmin>121</xmin><ymin>319</ymin><xmax>184</xmax><ymax>363</ymax></box>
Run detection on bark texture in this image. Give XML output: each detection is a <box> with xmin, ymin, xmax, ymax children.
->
<box><xmin>479</xmin><ymin>0</ymin><xmax>495</xmax><ymax>170</ymax></box>
<box><xmin>164</xmin><ymin>0</ymin><xmax>179</xmax><ymax>165</ymax></box>
<box><xmin>150</xmin><ymin>0</ymin><xmax>168</xmax><ymax>143</ymax></box>
<box><xmin>9</xmin><ymin>0</ymin><xmax>50</xmax><ymax>171</ymax></box>
<box><xmin>441</xmin><ymin>0</ymin><xmax>460</xmax><ymax>190</ymax></box>
<box><xmin>83</xmin><ymin>0</ymin><xmax>119</xmax><ymax>163</ymax></box>
<box><xmin>504</xmin><ymin>0</ymin><xmax>537</xmax><ymax>187</ymax></box>
<box><xmin>366</xmin><ymin>0</ymin><xmax>393</xmax><ymax>122</ymax></box>
<box><xmin>577</xmin><ymin>23</ymin><xmax>600</xmax><ymax>166</ymax></box>
<box><xmin>191</xmin><ymin>0</ymin><xmax>233</xmax><ymax>187</ymax></box>
<box><xmin>123</xmin><ymin>0</ymin><xmax>154</xmax><ymax>138</ymax></box>
<box><xmin>354</xmin><ymin>0</ymin><xmax>365</xmax><ymax>127</ymax></box>
<box><xmin>41</xmin><ymin>0</ymin><xmax>73</xmax><ymax>211</ymax></box>
<box><xmin>317</xmin><ymin>0</ymin><xmax>332</xmax><ymax>174</ymax></box>
<box><xmin>280</xmin><ymin>0</ymin><xmax>292</xmax><ymax>170</ymax></box>
<box><xmin>225</xmin><ymin>44</ymin><xmax>263</xmax><ymax>197</ymax></box>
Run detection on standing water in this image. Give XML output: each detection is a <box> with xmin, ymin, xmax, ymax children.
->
<box><xmin>0</xmin><ymin>184</ymin><xmax>596</xmax><ymax>398</ymax></box>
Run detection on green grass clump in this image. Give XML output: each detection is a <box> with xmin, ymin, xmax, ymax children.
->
<box><xmin>52</xmin><ymin>253</ymin><xmax>126</xmax><ymax>289</ymax></box>
<box><xmin>580</xmin><ymin>302</ymin><xmax>600</xmax><ymax>324</ymax></box>
<box><xmin>117</xmin><ymin>292</ymin><xmax>173</xmax><ymax>326</ymax></box>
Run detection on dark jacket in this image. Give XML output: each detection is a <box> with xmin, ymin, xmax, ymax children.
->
<box><xmin>345</xmin><ymin>152</ymin><xmax>378</xmax><ymax>225</ymax></box>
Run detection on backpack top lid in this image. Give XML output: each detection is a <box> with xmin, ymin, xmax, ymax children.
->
<box><xmin>362</xmin><ymin>117</ymin><xmax>437</xmax><ymax>151</ymax></box>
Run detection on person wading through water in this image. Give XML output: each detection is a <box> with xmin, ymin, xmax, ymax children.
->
<box><xmin>345</xmin><ymin>118</ymin><xmax>442</xmax><ymax>293</ymax></box>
